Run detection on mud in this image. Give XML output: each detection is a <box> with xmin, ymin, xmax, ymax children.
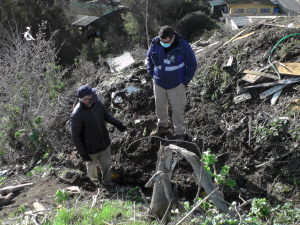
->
<box><xmin>1</xmin><ymin>17</ymin><xmax>300</xmax><ymax>218</ymax></box>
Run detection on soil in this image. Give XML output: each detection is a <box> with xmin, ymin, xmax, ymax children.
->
<box><xmin>1</xmin><ymin>17</ymin><xmax>300</xmax><ymax>220</ymax></box>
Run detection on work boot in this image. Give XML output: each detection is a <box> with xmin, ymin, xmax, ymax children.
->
<box><xmin>0</xmin><ymin>193</ymin><xmax>14</xmax><ymax>207</ymax></box>
<box><xmin>150</xmin><ymin>126</ymin><xmax>168</xmax><ymax>136</ymax></box>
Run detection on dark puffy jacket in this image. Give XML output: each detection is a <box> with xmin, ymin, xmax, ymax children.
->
<box><xmin>147</xmin><ymin>32</ymin><xmax>197</xmax><ymax>90</ymax></box>
<box><xmin>70</xmin><ymin>100</ymin><xmax>123</xmax><ymax>156</ymax></box>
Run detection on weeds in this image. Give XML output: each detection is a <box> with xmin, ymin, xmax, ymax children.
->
<box><xmin>254</xmin><ymin>119</ymin><xmax>287</xmax><ymax>143</ymax></box>
<box><xmin>203</xmin><ymin>148</ymin><xmax>236</xmax><ymax>187</ymax></box>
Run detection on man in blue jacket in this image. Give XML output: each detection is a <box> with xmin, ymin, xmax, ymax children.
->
<box><xmin>147</xmin><ymin>26</ymin><xmax>197</xmax><ymax>140</ymax></box>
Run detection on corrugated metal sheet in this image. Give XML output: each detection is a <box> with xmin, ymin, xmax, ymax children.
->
<box><xmin>107</xmin><ymin>52</ymin><xmax>135</xmax><ymax>72</ymax></box>
<box><xmin>72</xmin><ymin>15</ymin><xmax>100</xmax><ymax>26</ymax></box>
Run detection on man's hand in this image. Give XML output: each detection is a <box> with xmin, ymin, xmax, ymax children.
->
<box><xmin>118</xmin><ymin>124</ymin><xmax>127</xmax><ymax>132</ymax></box>
<box><xmin>81</xmin><ymin>154</ymin><xmax>92</xmax><ymax>162</ymax></box>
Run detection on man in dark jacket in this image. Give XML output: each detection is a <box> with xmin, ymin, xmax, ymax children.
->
<box><xmin>71</xmin><ymin>85</ymin><xmax>127</xmax><ymax>189</ymax></box>
<box><xmin>147</xmin><ymin>26</ymin><xmax>197</xmax><ymax>140</ymax></box>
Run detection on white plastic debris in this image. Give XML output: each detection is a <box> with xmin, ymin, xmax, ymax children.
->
<box><xmin>107</xmin><ymin>52</ymin><xmax>135</xmax><ymax>72</ymax></box>
<box><xmin>115</xmin><ymin>96</ymin><xmax>123</xmax><ymax>103</ymax></box>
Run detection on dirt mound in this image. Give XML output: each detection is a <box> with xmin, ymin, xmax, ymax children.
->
<box><xmin>1</xmin><ymin>17</ymin><xmax>300</xmax><ymax>218</ymax></box>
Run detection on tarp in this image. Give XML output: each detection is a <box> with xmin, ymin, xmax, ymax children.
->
<box><xmin>208</xmin><ymin>0</ymin><xmax>226</xmax><ymax>6</ymax></box>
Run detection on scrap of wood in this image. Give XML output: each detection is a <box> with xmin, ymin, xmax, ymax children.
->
<box><xmin>244</xmin><ymin>77</ymin><xmax>300</xmax><ymax>88</ymax></box>
<box><xmin>271</xmin><ymin>89</ymin><xmax>283</xmax><ymax>105</ymax></box>
<box><xmin>243</xmin><ymin>82</ymin><xmax>281</xmax><ymax>88</ymax></box>
<box><xmin>217</xmin><ymin>29</ymin><xmax>247</xmax><ymax>51</ymax></box>
<box><xmin>234</xmin><ymin>92</ymin><xmax>252</xmax><ymax>104</ymax></box>
<box><xmin>195</xmin><ymin>41</ymin><xmax>219</xmax><ymax>54</ymax></box>
<box><xmin>223</xmin><ymin>56</ymin><xmax>234</xmax><ymax>68</ymax></box>
<box><xmin>232</xmin><ymin>31</ymin><xmax>256</xmax><ymax>42</ymax></box>
<box><xmin>259</xmin><ymin>85</ymin><xmax>286</xmax><ymax>99</ymax></box>
<box><xmin>0</xmin><ymin>183</ymin><xmax>33</xmax><ymax>194</ymax></box>
<box><xmin>243</xmin><ymin>70</ymin><xmax>279</xmax><ymax>80</ymax></box>
<box><xmin>242</xmin><ymin>74</ymin><xmax>261</xmax><ymax>83</ymax></box>
<box><xmin>277</xmin><ymin>63</ymin><xmax>300</xmax><ymax>75</ymax></box>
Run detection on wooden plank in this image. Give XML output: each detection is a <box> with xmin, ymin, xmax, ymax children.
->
<box><xmin>234</xmin><ymin>92</ymin><xmax>252</xmax><ymax>104</ymax></box>
<box><xmin>223</xmin><ymin>56</ymin><xmax>234</xmax><ymax>68</ymax></box>
<box><xmin>277</xmin><ymin>63</ymin><xmax>300</xmax><ymax>75</ymax></box>
<box><xmin>0</xmin><ymin>183</ymin><xmax>33</xmax><ymax>194</ymax></box>
<box><xmin>232</xmin><ymin>31</ymin><xmax>256</xmax><ymax>42</ymax></box>
<box><xmin>243</xmin><ymin>82</ymin><xmax>281</xmax><ymax>88</ymax></box>
<box><xmin>243</xmin><ymin>70</ymin><xmax>279</xmax><ymax>80</ymax></box>
<box><xmin>244</xmin><ymin>77</ymin><xmax>300</xmax><ymax>88</ymax></box>
<box><xmin>259</xmin><ymin>85</ymin><xmax>286</xmax><ymax>99</ymax></box>
<box><xmin>217</xmin><ymin>29</ymin><xmax>247</xmax><ymax>51</ymax></box>
<box><xmin>242</xmin><ymin>74</ymin><xmax>261</xmax><ymax>83</ymax></box>
<box><xmin>271</xmin><ymin>89</ymin><xmax>283</xmax><ymax>105</ymax></box>
<box><xmin>195</xmin><ymin>41</ymin><xmax>219</xmax><ymax>54</ymax></box>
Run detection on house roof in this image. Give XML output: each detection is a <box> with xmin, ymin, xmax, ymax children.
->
<box><xmin>225</xmin><ymin>0</ymin><xmax>274</xmax><ymax>6</ymax></box>
<box><xmin>208</xmin><ymin>0</ymin><xmax>227</xmax><ymax>6</ymax></box>
<box><xmin>70</xmin><ymin>2</ymin><xmax>120</xmax><ymax>17</ymax></box>
<box><xmin>72</xmin><ymin>15</ymin><xmax>100</xmax><ymax>26</ymax></box>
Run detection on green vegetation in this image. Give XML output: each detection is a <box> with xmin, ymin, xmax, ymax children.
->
<box><xmin>203</xmin><ymin>148</ymin><xmax>236</xmax><ymax>187</ymax></box>
<box><xmin>254</xmin><ymin>118</ymin><xmax>288</xmax><ymax>143</ymax></box>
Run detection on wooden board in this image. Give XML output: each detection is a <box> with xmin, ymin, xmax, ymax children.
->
<box><xmin>271</xmin><ymin>89</ymin><xmax>283</xmax><ymax>105</ymax></box>
<box><xmin>243</xmin><ymin>70</ymin><xmax>279</xmax><ymax>80</ymax></box>
<box><xmin>277</xmin><ymin>63</ymin><xmax>300</xmax><ymax>75</ymax></box>
<box><xmin>259</xmin><ymin>85</ymin><xmax>286</xmax><ymax>99</ymax></box>
<box><xmin>234</xmin><ymin>92</ymin><xmax>252</xmax><ymax>104</ymax></box>
<box><xmin>242</xmin><ymin>74</ymin><xmax>261</xmax><ymax>83</ymax></box>
<box><xmin>233</xmin><ymin>31</ymin><xmax>256</xmax><ymax>42</ymax></box>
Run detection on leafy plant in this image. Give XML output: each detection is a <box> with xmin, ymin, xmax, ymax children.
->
<box><xmin>250</xmin><ymin>198</ymin><xmax>270</xmax><ymax>218</ymax></box>
<box><xmin>254</xmin><ymin>119</ymin><xmax>288</xmax><ymax>143</ymax></box>
<box><xmin>203</xmin><ymin>148</ymin><xmax>236</xmax><ymax>187</ymax></box>
<box><xmin>54</xmin><ymin>189</ymin><xmax>69</xmax><ymax>203</ymax></box>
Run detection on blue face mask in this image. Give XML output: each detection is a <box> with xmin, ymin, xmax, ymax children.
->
<box><xmin>160</xmin><ymin>41</ymin><xmax>171</xmax><ymax>48</ymax></box>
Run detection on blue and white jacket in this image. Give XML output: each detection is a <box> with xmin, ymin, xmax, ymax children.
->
<box><xmin>147</xmin><ymin>32</ymin><xmax>197</xmax><ymax>90</ymax></box>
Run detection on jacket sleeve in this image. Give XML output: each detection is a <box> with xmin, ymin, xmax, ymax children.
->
<box><xmin>102</xmin><ymin>103</ymin><xmax>124</xmax><ymax>130</ymax></box>
<box><xmin>146</xmin><ymin>39</ymin><xmax>155</xmax><ymax>78</ymax></box>
<box><xmin>182</xmin><ymin>42</ymin><xmax>197</xmax><ymax>85</ymax></box>
<box><xmin>70</xmin><ymin>112</ymin><xmax>87</xmax><ymax>157</ymax></box>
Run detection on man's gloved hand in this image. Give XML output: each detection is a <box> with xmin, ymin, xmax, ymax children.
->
<box><xmin>81</xmin><ymin>154</ymin><xmax>92</xmax><ymax>162</ymax></box>
<box><xmin>118</xmin><ymin>124</ymin><xmax>127</xmax><ymax>132</ymax></box>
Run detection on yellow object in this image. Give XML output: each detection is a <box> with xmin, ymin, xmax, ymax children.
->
<box><xmin>295</xmin><ymin>99</ymin><xmax>299</xmax><ymax>104</ymax></box>
<box><xmin>227</xmin><ymin>2</ymin><xmax>274</xmax><ymax>16</ymax></box>
<box><xmin>292</xmin><ymin>106</ymin><xmax>300</xmax><ymax>111</ymax></box>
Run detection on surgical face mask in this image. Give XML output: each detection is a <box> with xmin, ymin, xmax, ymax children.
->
<box><xmin>160</xmin><ymin>41</ymin><xmax>171</xmax><ymax>48</ymax></box>
<box><xmin>88</xmin><ymin>94</ymin><xmax>98</xmax><ymax>104</ymax></box>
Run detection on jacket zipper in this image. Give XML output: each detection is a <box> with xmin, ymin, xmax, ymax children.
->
<box><xmin>91</xmin><ymin>107</ymin><xmax>107</xmax><ymax>149</ymax></box>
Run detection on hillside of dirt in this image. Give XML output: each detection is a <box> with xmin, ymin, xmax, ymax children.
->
<box><xmin>1</xmin><ymin>17</ymin><xmax>300</xmax><ymax>220</ymax></box>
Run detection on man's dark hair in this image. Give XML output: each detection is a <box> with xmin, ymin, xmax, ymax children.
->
<box><xmin>159</xmin><ymin>26</ymin><xmax>174</xmax><ymax>39</ymax></box>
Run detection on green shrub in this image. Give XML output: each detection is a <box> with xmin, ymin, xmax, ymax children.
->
<box><xmin>177</xmin><ymin>11</ymin><xmax>216</xmax><ymax>42</ymax></box>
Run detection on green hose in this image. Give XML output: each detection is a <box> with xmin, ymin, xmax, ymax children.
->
<box><xmin>268</xmin><ymin>33</ymin><xmax>300</xmax><ymax>79</ymax></box>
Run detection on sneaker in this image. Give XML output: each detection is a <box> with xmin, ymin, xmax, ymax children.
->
<box><xmin>150</xmin><ymin>126</ymin><xmax>168</xmax><ymax>136</ymax></box>
<box><xmin>175</xmin><ymin>134</ymin><xmax>184</xmax><ymax>142</ymax></box>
